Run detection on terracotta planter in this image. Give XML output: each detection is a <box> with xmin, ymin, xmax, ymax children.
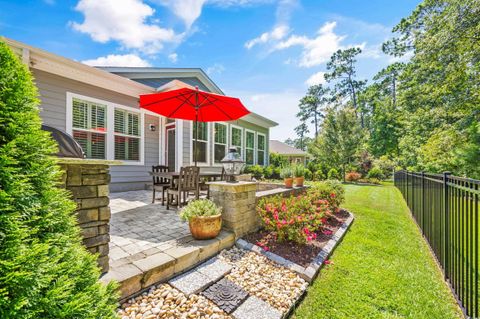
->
<box><xmin>295</xmin><ymin>176</ymin><xmax>305</xmax><ymax>187</ymax></box>
<box><xmin>284</xmin><ymin>177</ymin><xmax>294</xmax><ymax>188</ymax></box>
<box><xmin>188</xmin><ymin>214</ymin><xmax>222</xmax><ymax>240</ymax></box>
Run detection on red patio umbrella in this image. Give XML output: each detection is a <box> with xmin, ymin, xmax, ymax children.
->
<box><xmin>140</xmin><ymin>87</ymin><xmax>250</xmax><ymax>166</ymax></box>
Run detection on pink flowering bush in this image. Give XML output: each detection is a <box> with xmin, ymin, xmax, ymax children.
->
<box><xmin>257</xmin><ymin>181</ymin><xmax>345</xmax><ymax>244</ymax></box>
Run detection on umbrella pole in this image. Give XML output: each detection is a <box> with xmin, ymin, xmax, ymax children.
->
<box><xmin>194</xmin><ymin>89</ymin><xmax>199</xmax><ymax>167</ymax></box>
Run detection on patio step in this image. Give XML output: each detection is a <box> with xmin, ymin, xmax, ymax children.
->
<box><xmin>100</xmin><ymin>230</ymin><xmax>235</xmax><ymax>300</ymax></box>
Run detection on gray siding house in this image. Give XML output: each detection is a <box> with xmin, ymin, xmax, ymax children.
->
<box><xmin>5</xmin><ymin>38</ymin><xmax>277</xmax><ymax>192</ymax></box>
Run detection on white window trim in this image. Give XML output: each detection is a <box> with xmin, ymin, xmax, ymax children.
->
<box><xmin>230</xmin><ymin>124</ymin><xmax>244</xmax><ymax>160</ymax></box>
<box><xmin>244</xmin><ymin>129</ymin><xmax>256</xmax><ymax>165</ymax></box>
<box><xmin>213</xmin><ymin>122</ymin><xmax>229</xmax><ymax>167</ymax></box>
<box><xmin>257</xmin><ymin>132</ymin><xmax>267</xmax><ymax>166</ymax></box>
<box><xmin>189</xmin><ymin>121</ymin><xmax>210</xmax><ymax>166</ymax></box>
<box><xmin>66</xmin><ymin>92</ymin><xmax>145</xmax><ymax>165</ymax></box>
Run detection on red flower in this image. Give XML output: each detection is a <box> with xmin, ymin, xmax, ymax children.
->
<box><xmin>323</xmin><ymin>229</ymin><xmax>333</xmax><ymax>236</ymax></box>
<box><xmin>324</xmin><ymin>259</ymin><xmax>333</xmax><ymax>265</ymax></box>
<box><xmin>330</xmin><ymin>193</ymin><xmax>336</xmax><ymax>198</ymax></box>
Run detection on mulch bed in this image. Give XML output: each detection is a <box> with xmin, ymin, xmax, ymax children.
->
<box><xmin>243</xmin><ymin>209</ymin><xmax>350</xmax><ymax>268</ymax></box>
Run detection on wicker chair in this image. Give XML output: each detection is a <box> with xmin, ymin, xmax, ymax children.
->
<box><xmin>166</xmin><ymin>166</ymin><xmax>200</xmax><ymax>209</ymax></box>
<box><xmin>152</xmin><ymin>165</ymin><xmax>170</xmax><ymax>205</ymax></box>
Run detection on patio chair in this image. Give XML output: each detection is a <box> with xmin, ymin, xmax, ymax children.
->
<box><xmin>199</xmin><ymin>167</ymin><xmax>226</xmax><ymax>199</ymax></box>
<box><xmin>166</xmin><ymin>166</ymin><xmax>200</xmax><ymax>209</ymax></box>
<box><xmin>152</xmin><ymin>165</ymin><xmax>170</xmax><ymax>205</ymax></box>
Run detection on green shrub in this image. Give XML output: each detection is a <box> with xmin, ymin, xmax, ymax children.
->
<box><xmin>269</xmin><ymin>152</ymin><xmax>288</xmax><ymax>167</ymax></box>
<box><xmin>367</xmin><ymin>166</ymin><xmax>384</xmax><ymax>179</ymax></box>
<box><xmin>244</xmin><ymin>165</ymin><xmax>264</xmax><ymax>180</ymax></box>
<box><xmin>263</xmin><ymin>165</ymin><xmax>274</xmax><ymax>179</ymax></box>
<box><xmin>280</xmin><ymin>166</ymin><xmax>293</xmax><ymax>178</ymax></box>
<box><xmin>309</xmin><ymin>180</ymin><xmax>346</xmax><ymax>208</ymax></box>
<box><xmin>0</xmin><ymin>41</ymin><xmax>118</xmax><ymax>318</ymax></box>
<box><xmin>304</xmin><ymin>168</ymin><xmax>313</xmax><ymax>180</ymax></box>
<box><xmin>293</xmin><ymin>164</ymin><xmax>306</xmax><ymax>177</ymax></box>
<box><xmin>327</xmin><ymin>168</ymin><xmax>341</xmax><ymax>180</ymax></box>
<box><xmin>179</xmin><ymin>199</ymin><xmax>222</xmax><ymax>221</ymax></box>
<box><xmin>314</xmin><ymin>170</ymin><xmax>326</xmax><ymax>181</ymax></box>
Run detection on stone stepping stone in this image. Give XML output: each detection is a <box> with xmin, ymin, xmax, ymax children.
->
<box><xmin>232</xmin><ymin>296</ymin><xmax>282</xmax><ymax>319</ymax></box>
<box><xmin>195</xmin><ymin>257</ymin><xmax>232</xmax><ymax>281</ymax></box>
<box><xmin>168</xmin><ymin>257</ymin><xmax>231</xmax><ymax>296</ymax></box>
<box><xmin>168</xmin><ymin>269</ymin><xmax>211</xmax><ymax>296</ymax></box>
<box><xmin>201</xmin><ymin>278</ymin><xmax>248</xmax><ymax>314</ymax></box>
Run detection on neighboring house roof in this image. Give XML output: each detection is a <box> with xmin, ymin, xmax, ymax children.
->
<box><xmin>270</xmin><ymin>140</ymin><xmax>309</xmax><ymax>156</ymax></box>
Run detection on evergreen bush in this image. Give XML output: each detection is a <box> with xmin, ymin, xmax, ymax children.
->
<box><xmin>0</xmin><ymin>41</ymin><xmax>118</xmax><ymax>318</ymax></box>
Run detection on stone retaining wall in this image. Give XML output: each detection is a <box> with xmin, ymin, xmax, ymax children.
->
<box><xmin>209</xmin><ymin>182</ymin><xmax>307</xmax><ymax>238</ymax></box>
<box><xmin>59</xmin><ymin>162</ymin><xmax>111</xmax><ymax>273</ymax></box>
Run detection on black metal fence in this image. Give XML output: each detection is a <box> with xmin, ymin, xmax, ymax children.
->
<box><xmin>394</xmin><ymin>170</ymin><xmax>480</xmax><ymax>318</ymax></box>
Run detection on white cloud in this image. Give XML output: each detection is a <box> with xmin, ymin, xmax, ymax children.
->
<box><xmin>229</xmin><ymin>89</ymin><xmax>305</xmax><ymax>141</ymax></box>
<box><xmin>274</xmin><ymin>21</ymin><xmax>346</xmax><ymax>67</ymax></box>
<box><xmin>244</xmin><ymin>0</ymin><xmax>297</xmax><ymax>49</ymax></box>
<box><xmin>156</xmin><ymin>0</ymin><xmax>207</xmax><ymax>29</ymax></box>
<box><xmin>71</xmin><ymin>0</ymin><xmax>180</xmax><ymax>54</ymax></box>
<box><xmin>206</xmin><ymin>63</ymin><xmax>225</xmax><ymax>75</ymax></box>
<box><xmin>82</xmin><ymin>54</ymin><xmax>151</xmax><ymax>67</ymax></box>
<box><xmin>305</xmin><ymin>71</ymin><xmax>326</xmax><ymax>86</ymax></box>
<box><xmin>168</xmin><ymin>53</ymin><xmax>178</xmax><ymax>63</ymax></box>
<box><xmin>245</xmin><ymin>25</ymin><xmax>289</xmax><ymax>49</ymax></box>
<box><xmin>154</xmin><ymin>0</ymin><xmax>272</xmax><ymax>29</ymax></box>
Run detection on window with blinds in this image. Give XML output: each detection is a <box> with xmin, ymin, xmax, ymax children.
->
<box><xmin>72</xmin><ymin>98</ymin><xmax>106</xmax><ymax>159</ymax></box>
<box><xmin>114</xmin><ymin>109</ymin><xmax>140</xmax><ymax>161</ymax></box>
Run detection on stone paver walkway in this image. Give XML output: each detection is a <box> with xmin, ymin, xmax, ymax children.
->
<box><xmin>117</xmin><ymin>246</ymin><xmax>307</xmax><ymax>319</ymax></box>
<box><xmin>109</xmin><ymin>190</ymin><xmax>190</xmax><ymax>265</ymax></box>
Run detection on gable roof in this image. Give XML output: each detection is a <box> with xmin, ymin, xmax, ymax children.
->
<box><xmin>270</xmin><ymin>140</ymin><xmax>308</xmax><ymax>155</ymax></box>
<box><xmin>97</xmin><ymin>67</ymin><xmax>223</xmax><ymax>95</ymax></box>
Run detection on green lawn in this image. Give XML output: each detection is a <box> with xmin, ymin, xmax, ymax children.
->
<box><xmin>293</xmin><ymin>183</ymin><xmax>463</xmax><ymax>319</ymax></box>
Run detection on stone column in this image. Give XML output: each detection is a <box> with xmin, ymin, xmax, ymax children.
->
<box><xmin>58</xmin><ymin>160</ymin><xmax>113</xmax><ymax>273</ymax></box>
<box><xmin>208</xmin><ymin>181</ymin><xmax>258</xmax><ymax>238</ymax></box>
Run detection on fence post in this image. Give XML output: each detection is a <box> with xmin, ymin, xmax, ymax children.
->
<box><xmin>421</xmin><ymin>171</ymin><xmax>425</xmax><ymax>235</ymax></box>
<box><xmin>443</xmin><ymin>171</ymin><xmax>451</xmax><ymax>280</ymax></box>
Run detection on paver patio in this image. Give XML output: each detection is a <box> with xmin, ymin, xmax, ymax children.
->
<box><xmin>103</xmin><ymin>190</ymin><xmax>235</xmax><ymax>299</ymax></box>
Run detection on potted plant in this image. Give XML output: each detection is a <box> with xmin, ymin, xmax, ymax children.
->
<box><xmin>294</xmin><ymin>164</ymin><xmax>305</xmax><ymax>187</ymax></box>
<box><xmin>179</xmin><ymin>199</ymin><xmax>222</xmax><ymax>240</ymax></box>
<box><xmin>280</xmin><ymin>166</ymin><xmax>294</xmax><ymax>188</ymax></box>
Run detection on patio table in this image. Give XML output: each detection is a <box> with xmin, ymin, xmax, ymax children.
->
<box><xmin>149</xmin><ymin>171</ymin><xmax>224</xmax><ymax>200</ymax></box>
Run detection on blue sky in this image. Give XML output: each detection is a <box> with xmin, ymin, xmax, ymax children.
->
<box><xmin>0</xmin><ymin>0</ymin><xmax>420</xmax><ymax>140</ymax></box>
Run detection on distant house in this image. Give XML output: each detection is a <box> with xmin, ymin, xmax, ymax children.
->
<box><xmin>4</xmin><ymin>37</ymin><xmax>278</xmax><ymax>192</ymax></box>
<box><xmin>269</xmin><ymin>140</ymin><xmax>309</xmax><ymax>165</ymax></box>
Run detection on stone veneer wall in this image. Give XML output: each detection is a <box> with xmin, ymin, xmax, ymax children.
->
<box><xmin>59</xmin><ymin>162</ymin><xmax>111</xmax><ymax>273</ymax></box>
<box><xmin>209</xmin><ymin>182</ymin><xmax>307</xmax><ymax>238</ymax></box>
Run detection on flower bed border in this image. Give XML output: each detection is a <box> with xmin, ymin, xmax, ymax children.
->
<box><xmin>236</xmin><ymin>210</ymin><xmax>354</xmax><ymax>283</ymax></box>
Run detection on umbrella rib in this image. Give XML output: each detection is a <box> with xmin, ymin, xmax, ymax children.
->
<box><xmin>140</xmin><ymin>90</ymin><xmax>195</xmax><ymax>109</ymax></box>
<box><xmin>167</xmin><ymin>92</ymin><xmax>196</xmax><ymax>118</ymax></box>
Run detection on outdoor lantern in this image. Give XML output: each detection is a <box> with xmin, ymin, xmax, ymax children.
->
<box><xmin>221</xmin><ymin>147</ymin><xmax>245</xmax><ymax>183</ymax></box>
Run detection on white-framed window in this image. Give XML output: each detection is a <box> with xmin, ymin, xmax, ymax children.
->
<box><xmin>257</xmin><ymin>133</ymin><xmax>266</xmax><ymax>166</ymax></box>
<box><xmin>66</xmin><ymin>92</ymin><xmax>144</xmax><ymax>165</ymax></box>
<box><xmin>114</xmin><ymin>109</ymin><xmax>141</xmax><ymax>161</ymax></box>
<box><xmin>230</xmin><ymin>125</ymin><xmax>243</xmax><ymax>157</ymax></box>
<box><xmin>214</xmin><ymin>123</ymin><xmax>228</xmax><ymax>164</ymax></box>
<box><xmin>71</xmin><ymin>98</ymin><xmax>107</xmax><ymax>159</ymax></box>
<box><xmin>192</xmin><ymin>122</ymin><xmax>209</xmax><ymax>164</ymax></box>
<box><xmin>245</xmin><ymin>129</ymin><xmax>255</xmax><ymax>165</ymax></box>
